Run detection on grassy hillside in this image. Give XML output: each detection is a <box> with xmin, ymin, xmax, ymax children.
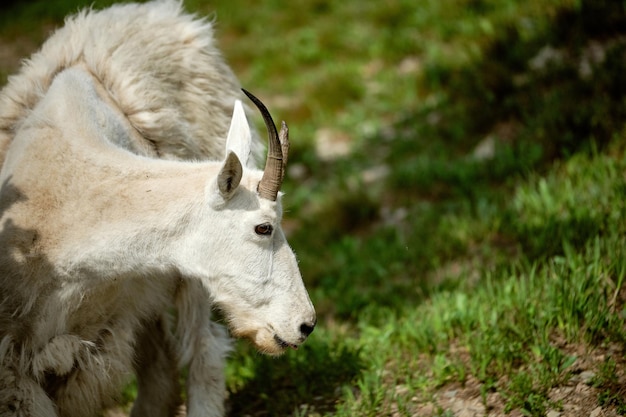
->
<box><xmin>1</xmin><ymin>0</ymin><xmax>625</xmax><ymax>415</ymax></box>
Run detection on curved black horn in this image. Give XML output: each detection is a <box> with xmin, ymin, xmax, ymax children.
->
<box><xmin>242</xmin><ymin>88</ymin><xmax>288</xmax><ymax>201</ymax></box>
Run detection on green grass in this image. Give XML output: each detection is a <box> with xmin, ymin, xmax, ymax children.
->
<box><xmin>1</xmin><ymin>0</ymin><xmax>626</xmax><ymax>415</ymax></box>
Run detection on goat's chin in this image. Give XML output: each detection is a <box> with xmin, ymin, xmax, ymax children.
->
<box><xmin>233</xmin><ymin>327</ymin><xmax>287</xmax><ymax>356</ymax></box>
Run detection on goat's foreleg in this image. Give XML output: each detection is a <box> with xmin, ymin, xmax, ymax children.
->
<box><xmin>175</xmin><ymin>281</ymin><xmax>231</xmax><ymax>417</ymax></box>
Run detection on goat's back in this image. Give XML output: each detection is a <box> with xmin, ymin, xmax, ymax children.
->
<box><xmin>0</xmin><ymin>0</ymin><xmax>262</xmax><ymax>167</ymax></box>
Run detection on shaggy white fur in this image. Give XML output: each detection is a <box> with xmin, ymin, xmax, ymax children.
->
<box><xmin>0</xmin><ymin>2</ymin><xmax>315</xmax><ymax>417</ymax></box>
<box><xmin>0</xmin><ymin>0</ymin><xmax>263</xmax><ymax>166</ymax></box>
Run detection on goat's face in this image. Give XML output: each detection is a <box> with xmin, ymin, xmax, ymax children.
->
<box><xmin>190</xmin><ymin>93</ymin><xmax>315</xmax><ymax>355</ymax></box>
<box><xmin>203</xmin><ymin>178</ymin><xmax>315</xmax><ymax>355</ymax></box>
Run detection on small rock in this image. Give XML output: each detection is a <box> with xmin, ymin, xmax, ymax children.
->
<box><xmin>314</xmin><ymin>128</ymin><xmax>352</xmax><ymax>161</ymax></box>
<box><xmin>416</xmin><ymin>402</ymin><xmax>435</xmax><ymax>416</ymax></box>
<box><xmin>528</xmin><ymin>45</ymin><xmax>564</xmax><ymax>71</ymax></box>
<box><xmin>580</xmin><ymin>370</ymin><xmax>596</xmax><ymax>384</ymax></box>
<box><xmin>472</xmin><ymin>136</ymin><xmax>495</xmax><ymax>160</ymax></box>
<box><xmin>443</xmin><ymin>389</ymin><xmax>457</xmax><ymax>398</ymax></box>
<box><xmin>287</xmin><ymin>162</ymin><xmax>307</xmax><ymax>180</ymax></box>
<box><xmin>546</xmin><ymin>410</ymin><xmax>561</xmax><ymax>417</ymax></box>
<box><xmin>397</xmin><ymin>56</ymin><xmax>421</xmax><ymax>75</ymax></box>
<box><xmin>394</xmin><ymin>384</ymin><xmax>410</xmax><ymax>396</ymax></box>
<box><xmin>361</xmin><ymin>165</ymin><xmax>389</xmax><ymax>184</ymax></box>
<box><xmin>589</xmin><ymin>406</ymin><xmax>602</xmax><ymax>417</ymax></box>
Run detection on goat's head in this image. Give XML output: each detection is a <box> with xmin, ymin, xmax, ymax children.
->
<box><xmin>190</xmin><ymin>90</ymin><xmax>316</xmax><ymax>355</ymax></box>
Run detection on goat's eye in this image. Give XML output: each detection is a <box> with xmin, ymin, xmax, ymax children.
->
<box><xmin>254</xmin><ymin>223</ymin><xmax>273</xmax><ymax>236</ymax></box>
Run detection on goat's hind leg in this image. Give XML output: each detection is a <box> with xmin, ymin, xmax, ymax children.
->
<box><xmin>130</xmin><ymin>316</ymin><xmax>181</xmax><ymax>417</ymax></box>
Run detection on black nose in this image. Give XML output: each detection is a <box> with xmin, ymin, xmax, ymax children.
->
<box><xmin>300</xmin><ymin>321</ymin><xmax>316</xmax><ymax>337</ymax></box>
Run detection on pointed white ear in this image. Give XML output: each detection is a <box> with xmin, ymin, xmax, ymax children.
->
<box><xmin>225</xmin><ymin>100</ymin><xmax>251</xmax><ymax>166</ymax></box>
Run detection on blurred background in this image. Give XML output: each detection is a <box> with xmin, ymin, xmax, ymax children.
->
<box><xmin>1</xmin><ymin>1</ymin><xmax>625</xmax><ymax>415</ymax></box>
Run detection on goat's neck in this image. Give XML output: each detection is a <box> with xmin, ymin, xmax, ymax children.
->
<box><xmin>3</xmin><ymin>123</ymin><xmax>220</xmax><ymax>283</ymax></box>
<box><xmin>61</xmin><ymin>157</ymin><xmax>219</xmax><ymax>281</ymax></box>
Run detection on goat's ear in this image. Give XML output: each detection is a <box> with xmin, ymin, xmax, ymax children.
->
<box><xmin>217</xmin><ymin>151</ymin><xmax>243</xmax><ymax>198</ymax></box>
<box><xmin>225</xmin><ymin>99</ymin><xmax>251</xmax><ymax>167</ymax></box>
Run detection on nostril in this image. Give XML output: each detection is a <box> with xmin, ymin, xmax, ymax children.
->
<box><xmin>300</xmin><ymin>321</ymin><xmax>316</xmax><ymax>337</ymax></box>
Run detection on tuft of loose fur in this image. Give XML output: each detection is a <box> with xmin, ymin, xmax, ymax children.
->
<box><xmin>0</xmin><ymin>0</ymin><xmax>263</xmax><ymax>166</ymax></box>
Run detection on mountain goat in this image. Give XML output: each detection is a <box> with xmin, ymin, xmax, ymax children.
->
<box><xmin>0</xmin><ymin>1</ymin><xmax>316</xmax><ymax>416</ymax></box>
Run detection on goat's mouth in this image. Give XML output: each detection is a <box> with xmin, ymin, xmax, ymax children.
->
<box><xmin>232</xmin><ymin>326</ymin><xmax>299</xmax><ymax>355</ymax></box>
<box><xmin>274</xmin><ymin>334</ymin><xmax>299</xmax><ymax>350</ymax></box>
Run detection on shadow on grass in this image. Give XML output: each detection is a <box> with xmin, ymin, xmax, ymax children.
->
<box><xmin>227</xmin><ymin>337</ymin><xmax>363</xmax><ymax>416</ymax></box>
<box><xmin>386</xmin><ymin>0</ymin><xmax>626</xmax><ymax>186</ymax></box>
<box><xmin>288</xmin><ymin>0</ymin><xmax>626</xmax><ymax>323</ymax></box>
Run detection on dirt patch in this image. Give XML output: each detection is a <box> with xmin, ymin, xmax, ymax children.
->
<box><xmin>411</xmin><ymin>341</ymin><xmax>626</xmax><ymax>417</ymax></box>
<box><xmin>410</xmin><ymin>375</ymin><xmax>620</xmax><ymax>417</ymax></box>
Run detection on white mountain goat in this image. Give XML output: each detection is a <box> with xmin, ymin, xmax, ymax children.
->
<box><xmin>0</xmin><ymin>1</ymin><xmax>316</xmax><ymax>416</ymax></box>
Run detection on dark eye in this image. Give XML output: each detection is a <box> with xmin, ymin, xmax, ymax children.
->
<box><xmin>254</xmin><ymin>223</ymin><xmax>273</xmax><ymax>236</ymax></box>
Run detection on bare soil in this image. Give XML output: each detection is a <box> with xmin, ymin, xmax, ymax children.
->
<box><xmin>412</xmin><ymin>341</ymin><xmax>626</xmax><ymax>417</ymax></box>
